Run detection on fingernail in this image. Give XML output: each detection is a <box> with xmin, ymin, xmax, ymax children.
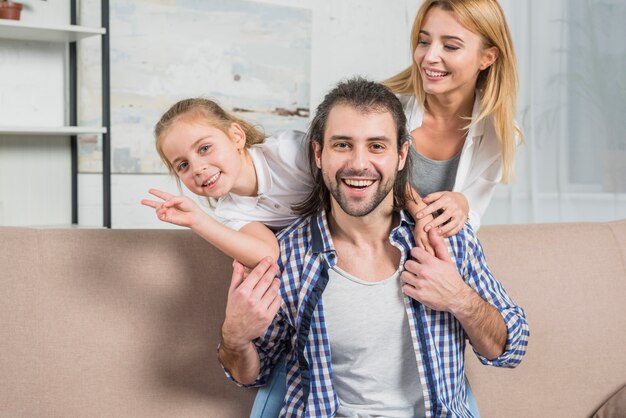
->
<box><xmin>425</xmin><ymin>225</ymin><xmax>431</xmax><ymax>232</ymax></box>
<box><xmin>417</xmin><ymin>212</ymin><xmax>423</xmax><ymax>218</ymax></box>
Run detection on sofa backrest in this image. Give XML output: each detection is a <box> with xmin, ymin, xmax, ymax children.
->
<box><xmin>467</xmin><ymin>220</ymin><xmax>626</xmax><ymax>418</ymax></box>
<box><xmin>0</xmin><ymin>228</ymin><xmax>255</xmax><ymax>417</ymax></box>
<box><xmin>1</xmin><ymin>220</ymin><xmax>625</xmax><ymax>417</ymax></box>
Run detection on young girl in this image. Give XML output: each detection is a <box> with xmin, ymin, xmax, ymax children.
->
<box><xmin>143</xmin><ymin>98</ymin><xmax>310</xmax><ymax>417</ymax></box>
<box><xmin>141</xmin><ymin>98</ymin><xmax>313</xmax><ymax>269</ymax></box>
<box><xmin>386</xmin><ymin>0</ymin><xmax>521</xmax><ymax>253</ymax></box>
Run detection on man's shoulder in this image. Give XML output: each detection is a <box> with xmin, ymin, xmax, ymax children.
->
<box><xmin>445</xmin><ymin>223</ymin><xmax>483</xmax><ymax>259</ymax></box>
<box><xmin>276</xmin><ymin>215</ymin><xmax>314</xmax><ymax>247</ymax></box>
<box><xmin>275</xmin><ymin>211</ymin><xmax>331</xmax><ymax>272</ymax></box>
<box><xmin>275</xmin><ymin>215</ymin><xmax>322</xmax><ymax>297</ymax></box>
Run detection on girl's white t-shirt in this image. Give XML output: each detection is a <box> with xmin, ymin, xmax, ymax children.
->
<box><xmin>213</xmin><ymin>130</ymin><xmax>313</xmax><ymax>231</ymax></box>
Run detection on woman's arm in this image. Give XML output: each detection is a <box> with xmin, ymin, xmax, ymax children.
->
<box><xmin>142</xmin><ymin>188</ymin><xmax>279</xmax><ymax>268</ymax></box>
<box><xmin>414</xmin><ymin>155</ymin><xmax>502</xmax><ymax>236</ymax></box>
<box><xmin>405</xmin><ymin>185</ymin><xmax>435</xmax><ymax>255</ymax></box>
<box><xmin>458</xmin><ymin>158</ymin><xmax>501</xmax><ymax>232</ymax></box>
<box><xmin>415</xmin><ymin>191</ymin><xmax>469</xmax><ymax>237</ymax></box>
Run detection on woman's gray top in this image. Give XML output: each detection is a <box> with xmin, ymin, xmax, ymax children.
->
<box><xmin>409</xmin><ymin>145</ymin><xmax>461</xmax><ymax>197</ymax></box>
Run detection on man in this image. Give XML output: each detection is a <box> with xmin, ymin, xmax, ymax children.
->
<box><xmin>218</xmin><ymin>78</ymin><xmax>529</xmax><ymax>417</ymax></box>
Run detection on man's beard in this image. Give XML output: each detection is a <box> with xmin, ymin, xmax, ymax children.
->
<box><xmin>324</xmin><ymin>167</ymin><xmax>396</xmax><ymax>217</ymax></box>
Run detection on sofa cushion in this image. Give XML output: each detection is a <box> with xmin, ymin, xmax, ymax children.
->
<box><xmin>0</xmin><ymin>228</ymin><xmax>256</xmax><ymax>417</ymax></box>
<box><xmin>466</xmin><ymin>220</ymin><xmax>626</xmax><ymax>418</ymax></box>
<box><xmin>593</xmin><ymin>385</ymin><xmax>626</xmax><ymax>418</ymax></box>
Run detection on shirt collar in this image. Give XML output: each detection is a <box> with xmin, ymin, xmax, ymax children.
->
<box><xmin>468</xmin><ymin>92</ymin><xmax>485</xmax><ymax>138</ymax></box>
<box><xmin>310</xmin><ymin>209</ymin><xmax>415</xmax><ymax>255</ymax></box>
<box><xmin>396</xmin><ymin>209</ymin><xmax>415</xmax><ymax>229</ymax></box>
<box><xmin>311</xmin><ymin>210</ymin><xmax>335</xmax><ymax>256</ymax></box>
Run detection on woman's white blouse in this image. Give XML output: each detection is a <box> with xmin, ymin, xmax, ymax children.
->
<box><xmin>399</xmin><ymin>93</ymin><xmax>503</xmax><ymax>231</ymax></box>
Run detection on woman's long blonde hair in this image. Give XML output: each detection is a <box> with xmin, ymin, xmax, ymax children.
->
<box><xmin>384</xmin><ymin>0</ymin><xmax>520</xmax><ymax>183</ymax></box>
<box><xmin>154</xmin><ymin>98</ymin><xmax>266</xmax><ymax>176</ymax></box>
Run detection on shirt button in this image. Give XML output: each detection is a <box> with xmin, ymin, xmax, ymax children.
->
<box><xmin>274</xmin><ymin>204</ymin><xmax>280</xmax><ymax>209</ymax></box>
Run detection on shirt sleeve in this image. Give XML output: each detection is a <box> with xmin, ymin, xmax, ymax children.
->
<box><xmin>459</xmin><ymin>120</ymin><xmax>522</xmax><ymax>232</ymax></box>
<box><xmin>461</xmin><ymin>156</ymin><xmax>501</xmax><ymax>232</ymax></box>
<box><xmin>273</xmin><ymin>130</ymin><xmax>312</xmax><ymax>187</ymax></box>
<box><xmin>460</xmin><ymin>228</ymin><xmax>530</xmax><ymax>368</ymax></box>
<box><xmin>212</xmin><ymin>212</ymin><xmax>249</xmax><ymax>232</ymax></box>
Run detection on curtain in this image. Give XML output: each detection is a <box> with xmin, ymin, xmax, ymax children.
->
<box><xmin>485</xmin><ymin>0</ymin><xmax>626</xmax><ymax>225</ymax></box>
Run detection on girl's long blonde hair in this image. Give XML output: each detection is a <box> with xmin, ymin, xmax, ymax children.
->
<box><xmin>384</xmin><ymin>0</ymin><xmax>521</xmax><ymax>183</ymax></box>
<box><xmin>154</xmin><ymin>98</ymin><xmax>266</xmax><ymax>176</ymax></box>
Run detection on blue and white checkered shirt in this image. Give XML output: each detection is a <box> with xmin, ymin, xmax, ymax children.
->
<box><xmin>225</xmin><ymin>210</ymin><xmax>529</xmax><ymax>417</ymax></box>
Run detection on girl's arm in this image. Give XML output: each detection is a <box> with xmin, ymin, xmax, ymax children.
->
<box><xmin>142</xmin><ymin>189</ymin><xmax>279</xmax><ymax>268</ymax></box>
<box><xmin>200</xmin><ymin>220</ymin><xmax>279</xmax><ymax>268</ymax></box>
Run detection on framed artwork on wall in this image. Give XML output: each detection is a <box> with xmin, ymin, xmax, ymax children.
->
<box><xmin>79</xmin><ymin>0</ymin><xmax>311</xmax><ymax>174</ymax></box>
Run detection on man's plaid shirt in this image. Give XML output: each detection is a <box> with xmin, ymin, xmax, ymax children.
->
<box><xmin>225</xmin><ymin>210</ymin><xmax>529</xmax><ymax>417</ymax></box>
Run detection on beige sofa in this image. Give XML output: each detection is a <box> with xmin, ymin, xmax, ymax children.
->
<box><xmin>1</xmin><ymin>220</ymin><xmax>625</xmax><ymax>417</ymax></box>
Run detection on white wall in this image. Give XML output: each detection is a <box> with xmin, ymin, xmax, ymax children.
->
<box><xmin>1</xmin><ymin>0</ymin><xmax>625</xmax><ymax>228</ymax></box>
<box><xmin>111</xmin><ymin>0</ymin><xmax>419</xmax><ymax>228</ymax></box>
<box><xmin>1</xmin><ymin>0</ymin><xmax>419</xmax><ymax>228</ymax></box>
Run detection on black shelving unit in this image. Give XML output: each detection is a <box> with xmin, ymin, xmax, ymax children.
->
<box><xmin>0</xmin><ymin>1</ymin><xmax>111</xmax><ymax>227</ymax></box>
<box><xmin>71</xmin><ymin>0</ymin><xmax>111</xmax><ymax>227</ymax></box>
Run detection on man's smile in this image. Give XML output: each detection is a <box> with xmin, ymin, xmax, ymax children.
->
<box><xmin>343</xmin><ymin>178</ymin><xmax>375</xmax><ymax>189</ymax></box>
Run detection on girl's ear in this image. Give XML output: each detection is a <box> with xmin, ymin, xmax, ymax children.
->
<box><xmin>229</xmin><ymin>123</ymin><xmax>246</xmax><ymax>150</ymax></box>
<box><xmin>312</xmin><ymin>140</ymin><xmax>322</xmax><ymax>169</ymax></box>
<box><xmin>479</xmin><ymin>46</ymin><xmax>499</xmax><ymax>71</ymax></box>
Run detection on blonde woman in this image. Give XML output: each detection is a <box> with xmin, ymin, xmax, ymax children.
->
<box><xmin>385</xmin><ymin>0</ymin><xmax>521</xmax><ymax>252</ymax></box>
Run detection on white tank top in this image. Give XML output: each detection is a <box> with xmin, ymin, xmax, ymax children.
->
<box><xmin>323</xmin><ymin>265</ymin><xmax>425</xmax><ymax>417</ymax></box>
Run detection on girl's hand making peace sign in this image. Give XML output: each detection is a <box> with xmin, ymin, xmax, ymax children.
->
<box><xmin>141</xmin><ymin>188</ymin><xmax>205</xmax><ymax>229</ymax></box>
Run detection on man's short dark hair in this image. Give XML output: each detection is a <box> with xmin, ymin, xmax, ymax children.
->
<box><xmin>293</xmin><ymin>77</ymin><xmax>412</xmax><ymax>218</ymax></box>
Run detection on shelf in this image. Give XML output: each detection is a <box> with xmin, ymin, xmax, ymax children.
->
<box><xmin>0</xmin><ymin>0</ymin><xmax>111</xmax><ymax>228</ymax></box>
<box><xmin>0</xmin><ymin>19</ymin><xmax>105</xmax><ymax>43</ymax></box>
<box><xmin>0</xmin><ymin>126</ymin><xmax>107</xmax><ymax>135</ymax></box>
